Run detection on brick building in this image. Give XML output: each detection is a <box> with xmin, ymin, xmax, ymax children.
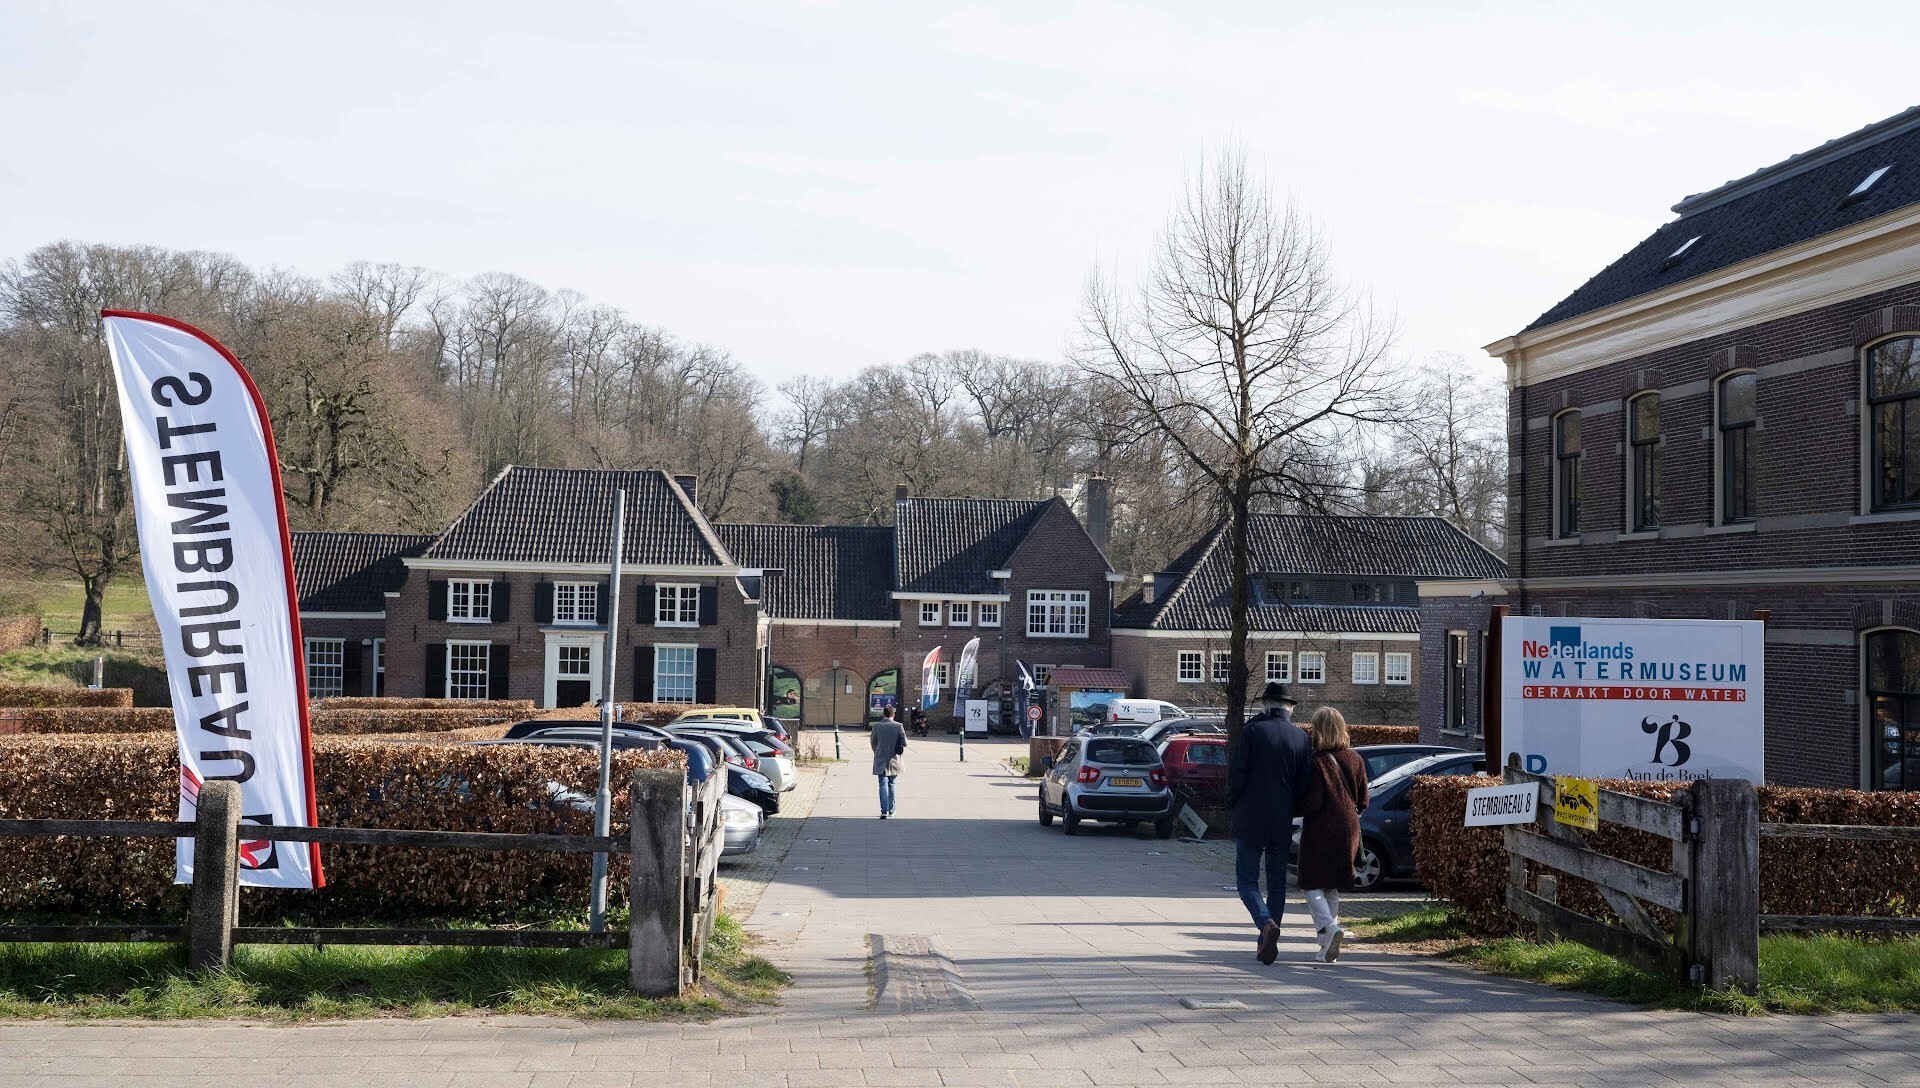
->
<box><xmin>1430</xmin><ymin>105</ymin><xmax>1920</xmax><ymax>788</ymax></box>
<box><xmin>1112</xmin><ymin>515</ymin><xmax>1505</xmax><ymax>725</ymax></box>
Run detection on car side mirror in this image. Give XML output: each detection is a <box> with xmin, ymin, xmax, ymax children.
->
<box><xmin>1041</xmin><ymin>757</ymin><xmax>1055</xmax><ymax>771</ymax></box>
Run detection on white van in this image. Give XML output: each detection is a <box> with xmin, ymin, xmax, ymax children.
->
<box><xmin>1106</xmin><ymin>698</ymin><xmax>1189</xmax><ymax>725</ymax></box>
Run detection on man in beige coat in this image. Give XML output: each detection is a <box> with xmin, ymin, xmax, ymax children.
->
<box><xmin>871</xmin><ymin>706</ymin><xmax>908</xmax><ymax>818</ymax></box>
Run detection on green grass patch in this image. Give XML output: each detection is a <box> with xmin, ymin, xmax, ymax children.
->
<box><xmin>1350</xmin><ymin>904</ymin><xmax>1469</xmax><ymax>943</ymax></box>
<box><xmin>0</xmin><ymin>578</ymin><xmax>155</xmax><ymax>635</ymax></box>
<box><xmin>0</xmin><ymin>913</ymin><xmax>787</xmax><ymax>1021</ymax></box>
<box><xmin>1007</xmin><ymin>755</ymin><xmax>1031</xmax><ymax>776</ymax></box>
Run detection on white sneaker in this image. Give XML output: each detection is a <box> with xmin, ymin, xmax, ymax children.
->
<box><xmin>1314</xmin><ymin>927</ymin><xmax>1332</xmax><ymax>962</ymax></box>
<box><xmin>1324</xmin><ymin>926</ymin><xmax>1344</xmax><ymax>963</ymax></box>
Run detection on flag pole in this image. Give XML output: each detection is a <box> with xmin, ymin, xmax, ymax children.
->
<box><xmin>589</xmin><ymin>489</ymin><xmax>626</xmax><ymax>933</ymax></box>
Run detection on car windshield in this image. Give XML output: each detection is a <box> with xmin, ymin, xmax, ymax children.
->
<box><xmin>1085</xmin><ymin>739</ymin><xmax>1157</xmax><ymax>765</ymax></box>
<box><xmin>1183</xmin><ymin>743</ymin><xmax>1227</xmax><ymax>765</ymax></box>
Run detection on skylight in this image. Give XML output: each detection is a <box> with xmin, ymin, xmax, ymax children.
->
<box><xmin>1660</xmin><ymin>235</ymin><xmax>1701</xmax><ymax>269</ymax></box>
<box><xmin>1844</xmin><ymin>165</ymin><xmax>1893</xmax><ymax>204</ymax></box>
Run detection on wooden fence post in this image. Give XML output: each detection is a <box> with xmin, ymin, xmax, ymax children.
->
<box><xmin>186</xmin><ymin>780</ymin><xmax>241</xmax><ymax>971</ymax></box>
<box><xmin>628</xmin><ymin>767</ymin><xmax>687</xmax><ymax>996</ymax></box>
<box><xmin>1689</xmin><ymin>777</ymin><xmax>1759</xmax><ymax>992</ymax></box>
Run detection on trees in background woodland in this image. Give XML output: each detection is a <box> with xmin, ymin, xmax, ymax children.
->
<box><xmin>0</xmin><ymin>239</ymin><xmax>1504</xmax><ymax>643</ymax></box>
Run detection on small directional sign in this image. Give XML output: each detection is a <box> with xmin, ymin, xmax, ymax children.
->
<box><xmin>1554</xmin><ymin>776</ymin><xmax>1600</xmax><ymax>831</ymax></box>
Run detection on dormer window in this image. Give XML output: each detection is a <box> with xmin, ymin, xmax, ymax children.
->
<box><xmin>1660</xmin><ymin>235</ymin><xmax>1701</xmax><ymax>270</ymax></box>
<box><xmin>1844</xmin><ymin>165</ymin><xmax>1893</xmax><ymax>206</ymax></box>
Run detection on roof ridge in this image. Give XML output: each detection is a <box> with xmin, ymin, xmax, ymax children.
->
<box><xmin>1673</xmin><ymin>104</ymin><xmax>1920</xmax><ymax>218</ymax></box>
<box><xmin>1150</xmin><ymin>522</ymin><xmax>1225</xmax><ymax>627</ymax></box>
<box><xmin>664</xmin><ymin>472</ymin><xmax>732</xmax><ymax>567</ymax></box>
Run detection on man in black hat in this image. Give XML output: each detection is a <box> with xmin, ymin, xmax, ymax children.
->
<box><xmin>1226</xmin><ymin>680</ymin><xmax>1312</xmax><ymax>965</ymax></box>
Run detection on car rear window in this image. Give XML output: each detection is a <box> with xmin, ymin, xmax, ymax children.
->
<box><xmin>1183</xmin><ymin>743</ymin><xmax>1227</xmax><ymax>765</ymax></box>
<box><xmin>1086</xmin><ymin>739</ymin><xmax>1156</xmax><ymax>765</ymax></box>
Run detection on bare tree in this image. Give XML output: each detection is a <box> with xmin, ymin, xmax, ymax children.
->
<box><xmin>1078</xmin><ymin>150</ymin><xmax>1403</xmax><ymax>741</ymax></box>
<box><xmin>1361</xmin><ymin>353</ymin><xmax>1507</xmax><ymax>550</ymax></box>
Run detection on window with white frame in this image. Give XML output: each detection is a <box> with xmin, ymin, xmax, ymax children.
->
<box><xmin>1352</xmin><ymin>652</ymin><xmax>1379</xmax><ymax>685</ymax></box>
<box><xmin>1027</xmin><ymin>590</ymin><xmax>1089</xmax><ymax>637</ymax></box>
<box><xmin>1177</xmin><ymin>651</ymin><xmax>1203</xmax><ymax>683</ymax></box>
<box><xmin>1211</xmin><ymin>651</ymin><xmax>1230</xmax><ymax>684</ymax></box>
<box><xmin>448</xmin><ymin>579</ymin><xmax>492</xmax><ymax>622</ymax></box>
<box><xmin>447</xmin><ymin>641</ymin><xmax>491</xmax><ymax>700</ymax></box>
<box><xmin>1265</xmin><ymin>651</ymin><xmax>1292</xmax><ymax>684</ymax></box>
<box><xmin>557</xmin><ymin>644</ymin><xmax>592</xmax><ymax>677</ymax></box>
<box><xmin>949</xmin><ymin>601</ymin><xmax>971</xmax><ymax>626</ymax></box>
<box><xmin>919</xmin><ymin>601</ymin><xmax>942</xmax><ymax>626</ymax></box>
<box><xmin>1298</xmin><ymin>652</ymin><xmax>1326</xmax><ymax>683</ymax></box>
<box><xmin>305</xmin><ymin>638</ymin><xmax>344</xmax><ymax>699</ymax></box>
<box><xmin>934</xmin><ymin>662</ymin><xmax>951</xmax><ymax>688</ymax></box>
<box><xmin>656</xmin><ymin>583</ymin><xmax>700</xmax><ymax>627</ymax></box>
<box><xmin>1384</xmin><ymin>652</ymin><xmax>1412</xmax><ymax>685</ymax></box>
<box><xmin>553</xmin><ymin>581</ymin><xmax>599</xmax><ymax>625</ymax></box>
<box><xmin>372</xmin><ymin>637</ymin><xmax>385</xmax><ymax>697</ymax></box>
<box><xmin>654</xmin><ymin>644</ymin><xmax>696</xmax><ymax>703</ymax></box>
<box><xmin>978</xmin><ymin>602</ymin><xmax>1002</xmax><ymax>627</ymax></box>
<box><xmin>1031</xmin><ymin>664</ymin><xmax>1052</xmax><ymax>686</ymax></box>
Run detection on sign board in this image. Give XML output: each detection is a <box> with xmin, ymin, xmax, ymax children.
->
<box><xmin>1177</xmin><ymin>804</ymin><xmax>1209</xmax><ymax>839</ymax></box>
<box><xmin>1026</xmin><ymin>704</ymin><xmax>1043</xmax><ymax>722</ymax></box>
<box><xmin>1463</xmin><ymin>782</ymin><xmax>1540</xmax><ymax>827</ymax></box>
<box><xmin>1554</xmin><ymin>776</ymin><xmax>1599</xmax><ymax>831</ymax></box>
<box><xmin>1502</xmin><ymin>616</ymin><xmax>1764</xmax><ymax>783</ymax></box>
<box><xmin>963</xmin><ymin>700</ymin><xmax>989</xmax><ymax>736</ymax></box>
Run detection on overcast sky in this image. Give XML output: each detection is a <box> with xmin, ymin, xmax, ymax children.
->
<box><xmin>4</xmin><ymin>1</ymin><xmax>1916</xmax><ymax>388</ymax></box>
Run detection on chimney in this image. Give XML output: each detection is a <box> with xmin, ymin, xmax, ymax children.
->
<box><xmin>1140</xmin><ymin>574</ymin><xmax>1155</xmax><ymax>605</ymax></box>
<box><xmin>895</xmin><ymin>483</ymin><xmax>910</xmax><ymax>503</ymax></box>
<box><xmin>1085</xmin><ymin>476</ymin><xmax>1111</xmax><ymax>554</ymax></box>
<box><xmin>674</xmin><ymin>474</ymin><xmax>699</xmax><ymax>508</ymax></box>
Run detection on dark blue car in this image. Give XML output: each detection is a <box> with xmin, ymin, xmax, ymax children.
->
<box><xmin>1354</xmin><ymin>751</ymin><xmax>1486</xmax><ymax>890</ymax></box>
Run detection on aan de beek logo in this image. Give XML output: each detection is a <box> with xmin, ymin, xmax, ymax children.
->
<box><xmin>1642</xmin><ymin>714</ymin><xmax>1693</xmax><ymax>766</ymax></box>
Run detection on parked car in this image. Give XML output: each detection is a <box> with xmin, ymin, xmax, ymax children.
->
<box><xmin>1038</xmin><ymin>735</ymin><xmax>1175</xmax><ymax>838</ymax></box>
<box><xmin>1160</xmin><ymin>735</ymin><xmax>1227</xmax><ymax>791</ymax></box>
<box><xmin>672</xmin><ymin>716</ymin><xmax>794</xmax><ymax>757</ymax></box>
<box><xmin>1083</xmin><ymin>721</ymin><xmax>1148</xmax><ymax>737</ymax></box>
<box><xmin>641</xmin><ymin>728</ymin><xmax>780</xmax><ymax>815</ymax></box>
<box><xmin>1355</xmin><ymin>743</ymin><xmax>1472</xmax><ymax>782</ymax></box>
<box><xmin>720</xmin><ymin>794</ymin><xmax>764</xmax><ymax>856</ymax></box>
<box><xmin>1105</xmin><ymin>698</ymin><xmax>1189</xmax><ymax>725</ymax></box>
<box><xmin>1139</xmin><ymin>718</ymin><xmax>1226</xmax><ymax>748</ymax></box>
<box><xmin>1298</xmin><ymin>750</ymin><xmax>1485</xmax><ymax>891</ymax></box>
<box><xmin>672</xmin><ymin>706</ymin><xmax>789</xmax><ymax>742</ymax></box>
<box><xmin>674</xmin><ymin>726</ymin><xmax>796</xmax><ymax>792</ymax></box>
<box><xmin>502</xmin><ymin>720</ymin><xmax>718</xmax><ymax>784</ymax></box>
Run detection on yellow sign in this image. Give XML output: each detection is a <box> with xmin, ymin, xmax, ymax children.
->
<box><xmin>1553</xmin><ymin>776</ymin><xmax>1599</xmax><ymax>831</ymax></box>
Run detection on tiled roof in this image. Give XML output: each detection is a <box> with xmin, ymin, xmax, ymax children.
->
<box><xmin>893</xmin><ymin>497</ymin><xmax>1054</xmax><ymax>595</ymax></box>
<box><xmin>714</xmin><ymin>524</ymin><xmax>894</xmax><ymax>621</ymax></box>
<box><xmin>1524</xmin><ymin>105</ymin><xmax>1920</xmax><ymax>333</ymax></box>
<box><xmin>291</xmin><ymin>532</ymin><xmax>432</xmax><ymax>613</ymax></box>
<box><xmin>422</xmin><ymin>466</ymin><xmax>732</xmax><ymax>567</ymax></box>
<box><xmin>1048</xmin><ymin>667</ymin><xmax>1132</xmax><ymax>690</ymax></box>
<box><xmin>1113</xmin><ymin>515</ymin><xmax>1505</xmax><ymax>632</ymax></box>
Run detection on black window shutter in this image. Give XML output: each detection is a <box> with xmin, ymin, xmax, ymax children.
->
<box><xmin>698</xmin><ymin>585</ymin><xmax>719</xmax><ymax>626</ymax></box>
<box><xmin>636</xmin><ymin>584</ymin><xmax>655</xmax><ymax>625</ymax></box>
<box><xmin>596</xmin><ymin>583</ymin><xmax>610</xmax><ymax>625</ymax></box>
<box><xmin>425</xmin><ymin>643</ymin><xmax>446</xmax><ymax>697</ymax></box>
<box><xmin>534</xmin><ymin>582</ymin><xmax>554</xmax><ymax>624</ymax></box>
<box><xmin>488</xmin><ymin>643</ymin><xmax>510</xmax><ymax>700</ymax></box>
<box><xmin>492</xmin><ymin>581</ymin><xmax>510</xmax><ymax>623</ymax></box>
<box><xmin>696</xmin><ymin>647</ymin><xmax>718</xmax><ymax>703</ymax></box>
<box><xmin>341</xmin><ymin>642</ymin><xmax>364</xmax><ymax>695</ymax></box>
<box><xmin>633</xmin><ymin>646</ymin><xmax>655</xmax><ymax>701</ymax></box>
<box><xmin>428</xmin><ymin>581</ymin><xmax>448</xmax><ymax>622</ymax></box>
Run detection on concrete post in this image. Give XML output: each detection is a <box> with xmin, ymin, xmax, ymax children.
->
<box><xmin>628</xmin><ymin>768</ymin><xmax>687</xmax><ymax>995</ymax></box>
<box><xmin>186</xmin><ymin>780</ymin><xmax>241</xmax><ymax>972</ymax></box>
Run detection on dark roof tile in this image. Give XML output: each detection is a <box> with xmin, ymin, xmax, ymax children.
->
<box><xmin>893</xmin><ymin>497</ymin><xmax>1053</xmax><ymax>595</ymax></box>
<box><xmin>423</xmin><ymin>467</ymin><xmax>730</xmax><ymax>567</ymax></box>
<box><xmin>292</xmin><ymin>532</ymin><xmax>432</xmax><ymax>613</ymax></box>
<box><xmin>714</xmin><ymin>524</ymin><xmax>894</xmax><ymax>621</ymax></box>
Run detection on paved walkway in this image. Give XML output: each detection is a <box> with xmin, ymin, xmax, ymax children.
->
<box><xmin>5</xmin><ymin>735</ymin><xmax>1920</xmax><ymax>1086</ymax></box>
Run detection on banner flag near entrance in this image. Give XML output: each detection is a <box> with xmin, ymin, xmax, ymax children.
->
<box><xmin>102</xmin><ymin>311</ymin><xmax>322</xmax><ymax>890</ymax></box>
<box><xmin>953</xmin><ymin>637</ymin><xmax>981</xmax><ymax>708</ymax></box>
<box><xmin>920</xmin><ymin>646</ymin><xmax>943</xmax><ymax>711</ymax></box>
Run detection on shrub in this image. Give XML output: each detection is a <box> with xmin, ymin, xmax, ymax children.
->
<box><xmin>535</xmin><ymin>702</ymin><xmax>726</xmax><ymax>727</ymax></box>
<box><xmin>1</xmin><ymin>705</ymin><xmax>523</xmax><ymax>736</ymax></box>
<box><xmin>0</xmin><ymin>685</ymin><xmax>135</xmax><ymax>709</ymax></box>
<box><xmin>0</xmin><ymin>616</ymin><xmax>42</xmax><ymax>653</ymax></box>
<box><xmin>0</xmin><ymin>707</ymin><xmax>173</xmax><ymax>734</ymax></box>
<box><xmin>1412</xmin><ymin>775</ymin><xmax>1920</xmax><ymax>937</ymax></box>
<box><xmin>313</xmin><ymin>698</ymin><xmax>538</xmax><ymax>714</ymax></box>
<box><xmin>1350</xmin><ymin>725</ymin><xmax>1419</xmax><ymax>746</ymax></box>
<box><xmin>0</xmin><ymin>733</ymin><xmax>682</xmax><ymax>917</ymax></box>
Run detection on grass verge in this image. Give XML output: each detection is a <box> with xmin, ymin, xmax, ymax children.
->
<box><xmin>1007</xmin><ymin>755</ymin><xmax>1030</xmax><ymax>775</ymax></box>
<box><xmin>0</xmin><ymin>913</ymin><xmax>787</xmax><ymax>1021</ymax></box>
<box><xmin>1352</xmin><ymin>905</ymin><xmax>1920</xmax><ymax>1015</ymax></box>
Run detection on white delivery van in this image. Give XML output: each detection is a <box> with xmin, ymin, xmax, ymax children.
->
<box><xmin>1106</xmin><ymin>698</ymin><xmax>1188</xmax><ymax>725</ymax></box>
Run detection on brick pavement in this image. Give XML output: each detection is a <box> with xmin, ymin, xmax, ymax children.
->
<box><xmin>5</xmin><ymin>735</ymin><xmax>1920</xmax><ymax>1086</ymax></box>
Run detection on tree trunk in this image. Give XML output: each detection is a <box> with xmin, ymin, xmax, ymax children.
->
<box><xmin>77</xmin><ymin>575</ymin><xmax>105</xmax><ymax>646</ymax></box>
<box><xmin>1224</xmin><ymin>469</ymin><xmax>1253</xmax><ymax>756</ymax></box>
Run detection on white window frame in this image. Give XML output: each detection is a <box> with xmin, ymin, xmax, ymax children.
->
<box><xmin>654</xmin><ymin>643</ymin><xmax>697</xmax><ymax>703</ymax></box>
<box><xmin>1026</xmin><ymin>589</ymin><xmax>1089</xmax><ymax>639</ymax></box>
<box><xmin>553</xmin><ymin>581</ymin><xmax>599</xmax><ymax>626</ymax></box>
<box><xmin>1031</xmin><ymin>664</ymin><xmax>1052</xmax><ymax>686</ymax></box>
<box><xmin>978</xmin><ymin>602</ymin><xmax>1002</xmax><ymax>627</ymax></box>
<box><xmin>1265</xmin><ymin>651</ymin><xmax>1292</xmax><ymax>684</ymax></box>
<box><xmin>448</xmin><ymin>578</ymin><xmax>492</xmax><ymax>623</ymax></box>
<box><xmin>447</xmin><ymin>640</ymin><xmax>491</xmax><ymax>701</ymax></box>
<box><xmin>919</xmin><ymin>601</ymin><xmax>942</xmax><ymax>627</ymax></box>
<box><xmin>1384</xmin><ymin>652</ymin><xmax>1412</xmax><ymax>685</ymax></box>
<box><xmin>1211</xmin><ymin>650</ymin><xmax>1230</xmax><ymax>684</ymax></box>
<box><xmin>305</xmin><ymin>637</ymin><xmax>345</xmax><ymax>699</ymax></box>
<box><xmin>933</xmin><ymin>662</ymin><xmax>951</xmax><ymax>688</ymax></box>
<box><xmin>655</xmin><ymin>583</ymin><xmax>700</xmax><ymax>628</ymax></box>
<box><xmin>1177</xmin><ymin>651</ymin><xmax>1203</xmax><ymax>683</ymax></box>
<box><xmin>372</xmin><ymin>637</ymin><xmax>385</xmax><ymax>697</ymax></box>
<box><xmin>948</xmin><ymin>601</ymin><xmax>971</xmax><ymax>626</ymax></box>
<box><xmin>1352</xmin><ymin>652</ymin><xmax>1379</xmax><ymax>686</ymax></box>
<box><xmin>1298</xmin><ymin>651</ymin><xmax>1327</xmax><ymax>684</ymax></box>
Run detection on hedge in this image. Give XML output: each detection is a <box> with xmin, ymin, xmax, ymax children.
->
<box><xmin>1412</xmin><ymin>775</ymin><xmax>1920</xmax><ymax>936</ymax></box>
<box><xmin>0</xmin><ymin>706</ymin><xmax>528</xmax><ymax>736</ymax></box>
<box><xmin>313</xmin><ymin>697</ymin><xmax>537</xmax><ymax>714</ymax></box>
<box><xmin>0</xmin><ymin>685</ymin><xmax>134</xmax><ymax>709</ymax></box>
<box><xmin>1350</xmin><ymin>725</ymin><xmax>1418</xmax><ymax>746</ymax></box>
<box><xmin>0</xmin><ymin>615</ymin><xmax>40</xmax><ymax>653</ymax></box>
<box><xmin>0</xmin><ymin>733</ymin><xmax>682</xmax><ymax>916</ymax></box>
<box><xmin>533</xmin><ymin>702</ymin><xmax>726</xmax><ymax>727</ymax></box>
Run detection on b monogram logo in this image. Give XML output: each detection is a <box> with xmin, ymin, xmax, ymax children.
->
<box><xmin>1641</xmin><ymin>715</ymin><xmax>1692</xmax><ymax>766</ymax></box>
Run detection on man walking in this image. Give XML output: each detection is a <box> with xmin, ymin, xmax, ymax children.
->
<box><xmin>872</xmin><ymin>705</ymin><xmax>908</xmax><ymax>819</ymax></box>
<box><xmin>1226</xmin><ymin>681</ymin><xmax>1312</xmax><ymax>965</ymax></box>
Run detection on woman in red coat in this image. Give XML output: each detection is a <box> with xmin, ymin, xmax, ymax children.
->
<box><xmin>1296</xmin><ymin>707</ymin><xmax>1368</xmax><ymax>962</ymax></box>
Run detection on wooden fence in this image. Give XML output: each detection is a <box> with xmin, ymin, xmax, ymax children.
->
<box><xmin>1501</xmin><ymin>756</ymin><xmax>1758</xmax><ymax>991</ymax></box>
<box><xmin>0</xmin><ymin>766</ymin><xmax>727</xmax><ymax>996</ymax></box>
<box><xmin>1757</xmin><ymin>822</ymin><xmax>1920</xmax><ymax>935</ymax></box>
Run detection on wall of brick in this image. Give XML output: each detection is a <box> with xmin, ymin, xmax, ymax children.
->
<box><xmin>1415</xmin><ymin>596</ymin><xmax>1499</xmax><ymax>746</ymax></box>
<box><xmin>1110</xmin><ymin>632</ymin><xmax>1421</xmax><ymax>724</ymax></box>
<box><xmin>765</xmin><ymin>621</ymin><xmax>899</xmax><ymax>725</ymax></box>
<box><xmin>297</xmin><ymin>617</ymin><xmax>388</xmax><ymax>697</ymax></box>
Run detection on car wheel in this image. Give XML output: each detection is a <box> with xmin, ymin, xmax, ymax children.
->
<box><xmin>1062</xmin><ymin>801</ymin><xmax>1081</xmax><ymax>836</ymax></box>
<box><xmin>1038</xmin><ymin>795</ymin><xmax>1053</xmax><ymax>827</ymax></box>
<box><xmin>1353</xmin><ymin>839</ymin><xmax>1385</xmax><ymax>891</ymax></box>
<box><xmin>1154</xmin><ymin>816</ymin><xmax>1175</xmax><ymax>839</ymax></box>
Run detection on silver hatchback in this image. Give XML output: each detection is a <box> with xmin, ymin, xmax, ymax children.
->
<box><xmin>1038</xmin><ymin>735</ymin><xmax>1175</xmax><ymax>838</ymax></box>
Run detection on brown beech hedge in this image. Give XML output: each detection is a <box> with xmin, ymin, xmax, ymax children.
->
<box><xmin>0</xmin><ymin>706</ymin><xmax>535</xmax><ymax>736</ymax></box>
<box><xmin>1412</xmin><ymin>774</ymin><xmax>1920</xmax><ymax>936</ymax></box>
<box><xmin>0</xmin><ymin>685</ymin><xmax>135</xmax><ymax>709</ymax></box>
<box><xmin>1349</xmin><ymin>725</ymin><xmax>1418</xmax><ymax>746</ymax></box>
<box><xmin>314</xmin><ymin>697</ymin><xmax>538</xmax><ymax>714</ymax></box>
<box><xmin>0</xmin><ymin>733</ymin><xmax>683</xmax><ymax>917</ymax></box>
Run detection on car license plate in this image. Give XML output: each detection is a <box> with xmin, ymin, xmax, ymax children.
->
<box><xmin>1109</xmin><ymin>776</ymin><xmax>1143</xmax><ymax>787</ymax></box>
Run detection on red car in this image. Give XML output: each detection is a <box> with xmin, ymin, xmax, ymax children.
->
<box><xmin>1160</xmin><ymin>735</ymin><xmax>1227</xmax><ymax>789</ymax></box>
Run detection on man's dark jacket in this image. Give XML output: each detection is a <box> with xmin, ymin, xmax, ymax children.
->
<box><xmin>1227</xmin><ymin>707</ymin><xmax>1313</xmax><ymax>847</ymax></box>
